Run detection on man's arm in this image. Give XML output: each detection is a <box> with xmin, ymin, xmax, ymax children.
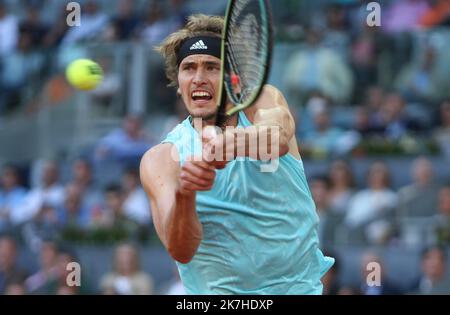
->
<box><xmin>140</xmin><ymin>144</ymin><xmax>215</xmax><ymax>263</ymax></box>
<box><xmin>249</xmin><ymin>84</ymin><xmax>296</xmax><ymax>157</ymax></box>
<box><xmin>205</xmin><ymin>85</ymin><xmax>298</xmax><ymax>162</ymax></box>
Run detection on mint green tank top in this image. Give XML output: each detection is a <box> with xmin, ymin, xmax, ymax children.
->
<box><xmin>162</xmin><ymin>111</ymin><xmax>334</xmax><ymax>294</ymax></box>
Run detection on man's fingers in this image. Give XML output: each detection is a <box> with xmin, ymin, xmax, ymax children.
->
<box><xmin>180</xmin><ymin>176</ymin><xmax>213</xmax><ymax>191</ymax></box>
<box><xmin>185</xmin><ymin>156</ymin><xmax>216</xmax><ymax>171</ymax></box>
<box><xmin>180</xmin><ymin>170</ymin><xmax>214</xmax><ymax>188</ymax></box>
<box><xmin>181</xmin><ymin>161</ymin><xmax>215</xmax><ymax>175</ymax></box>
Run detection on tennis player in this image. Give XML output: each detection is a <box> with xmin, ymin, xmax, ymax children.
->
<box><xmin>140</xmin><ymin>14</ymin><xmax>334</xmax><ymax>294</ymax></box>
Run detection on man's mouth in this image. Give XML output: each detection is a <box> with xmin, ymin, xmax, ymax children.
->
<box><xmin>191</xmin><ymin>90</ymin><xmax>213</xmax><ymax>102</ymax></box>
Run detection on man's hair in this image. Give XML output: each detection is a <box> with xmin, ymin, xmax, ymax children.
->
<box><xmin>155</xmin><ymin>14</ymin><xmax>224</xmax><ymax>88</ymax></box>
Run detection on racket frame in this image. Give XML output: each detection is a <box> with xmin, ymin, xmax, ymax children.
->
<box><xmin>216</xmin><ymin>0</ymin><xmax>274</xmax><ymax>125</ymax></box>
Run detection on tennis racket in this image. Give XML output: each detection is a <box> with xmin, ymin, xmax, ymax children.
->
<box><xmin>215</xmin><ymin>0</ymin><xmax>273</xmax><ymax>128</ymax></box>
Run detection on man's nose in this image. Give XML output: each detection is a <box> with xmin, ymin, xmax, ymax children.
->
<box><xmin>193</xmin><ymin>69</ymin><xmax>207</xmax><ymax>85</ymax></box>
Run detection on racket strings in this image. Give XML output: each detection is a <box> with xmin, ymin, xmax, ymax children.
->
<box><xmin>225</xmin><ymin>0</ymin><xmax>270</xmax><ymax>104</ymax></box>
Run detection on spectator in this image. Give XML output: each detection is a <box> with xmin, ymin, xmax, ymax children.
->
<box><xmin>53</xmin><ymin>246</ymin><xmax>90</xmax><ymax>295</ymax></box>
<box><xmin>310</xmin><ymin>176</ymin><xmax>340</xmax><ymax>247</ymax></box>
<box><xmin>433</xmin><ymin>100</ymin><xmax>450</xmax><ymax>159</ymax></box>
<box><xmin>345</xmin><ymin>162</ymin><xmax>398</xmax><ymax>245</ymax></box>
<box><xmin>94</xmin><ymin>114</ymin><xmax>154</xmax><ymax>165</ymax></box>
<box><xmin>359</xmin><ymin>251</ymin><xmax>403</xmax><ymax>295</ymax></box>
<box><xmin>321</xmin><ymin>250</ymin><xmax>341</xmax><ymax>295</ymax></box>
<box><xmin>97</xmin><ymin>184</ymin><xmax>140</xmax><ymax>238</ymax></box>
<box><xmin>323</xmin><ymin>3</ymin><xmax>351</xmax><ymax>62</ymax></box>
<box><xmin>100</xmin><ymin>243</ymin><xmax>154</xmax><ymax>295</ymax></box>
<box><xmin>24</xmin><ymin>240</ymin><xmax>60</xmax><ymax>294</ymax></box>
<box><xmin>363</xmin><ymin>85</ymin><xmax>385</xmax><ymax>130</ymax></box>
<box><xmin>328</xmin><ymin>160</ymin><xmax>355</xmax><ymax>215</ymax></box>
<box><xmin>167</xmin><ymin>0</ymin><xmax>188</xmax><ymax>27</ymax></box>
<box><xmin>284</xmin><ymin>23</ymin><xmax>354</xmax><ymax>105</ymax></box>
<box><xmin>0</xmin><ymin>236</ymin><xmax>28</xmax><ymax>294</ymax></box>
<box><xmin>121</xmin><ymin>167</ymin><xmax>151</xmax><ymax>226</ymax></box>
<box><xmin>353</xmin><ymin>87</ymin><xmax>386</xmax><ymax>137</ymax></box>
<box><xmin>435</xmin><ymin>185</ymin><xmax>450</xmax><ymax>246</ymax></box>
<box><xmin>302</xmin><ymin>103</ymin><xmax>345</xmax><ymax>159</ymax></box>
<box><xmin>137</xmin><ymin>1</ymin><xmax>180</xmax><ymax>46</ymax></box>
<box><xmin>57</xmin><ymin>183</ymin><xmax>92</xmax><ymax>229</ymax></box>
<box><xmin>396</xmin><ymin>44</ymin><xmax>444</xmax><ymax>104</ymax></box>
<box><xmin>12</xmin><ymin>160</ymin><xmax>65</xmax><ymax>226</ymax></box>
<box><xmin>383</xmin><ymin>0</ymin><xmax>430</xmax><ymax>34</ymax></box>
<box><xmin>61</xmin><ymin>0</ymin><xmax>109</xmax><ymax>45</ymax></box>
<box><xmin>310</xmin><ymin>176</ymin><xmax>331</xmax><ymax>217</ymax></box>
<box><xmin>0</xmin><ymin>30</ymin><xmax>45</xmax><ymax>114</ymax></box>
<box><xmin>0</xmin><ymin>1</ymin><xmax>19</xmax><ymax>57</ymax></box>
<box><xmin>108</xmin><ymin>0</ymin><xmax>140</xmax><ymax>41</ymax></box>
<box><xmin>350</xmin><ymin>27</ymin><xmax>383</xmax><ymax>101</ymax></box>
<box><xmin>68</xmin><ymin>158</ymin><xmax>103</xmax><ymax>213</ymax></box>
<box><xmin>396</xmin><ymin>158</ymin><xmax>441</xmax><ymax>246</ymax></box>
<box><xmin>409</xmin><ymin>246</ymin><xmax>450</xmax><ymax>294</ymax></box>
<box><xmin>419</xmin><ymin>0</ymin><xmax>450</xmax><ymax>28</ymax></box>
<box><xmin>380</xmin><ymin>92</ymin><xmax>423</xmax><ymax>140</ymax></box>
<box><xmin>0</xmin><ymin>165</ymin><xmax>27</xmax><ymax>232</ymax></box>
<box><xmin>397</xmin><ymin>157</ymin><xmax>440</xmax><ymax>218</ymax></box>
<box><xmin>19</xmin><ymin>4</ymin><xmax>49</xmax><ymax>49</ymax></box>
<box><xmin>42</xmin><ymin>4</ymin><xmax>71</xmax><ymax>48</ymax></box>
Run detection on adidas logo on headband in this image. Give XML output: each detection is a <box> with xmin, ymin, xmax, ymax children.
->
<box><xmin>190</xmin><ymin>40</ymin><xmax>208</xmax><ymax>50</ymax></box>
<box><xmin>177</xmin><ymin>36</ymin><xmax>221</xmax><ymax>66</ymax></box>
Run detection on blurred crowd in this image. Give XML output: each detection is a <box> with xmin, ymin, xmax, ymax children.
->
<box><xmin>280</xmin><ymin>0</ymin><xmax>450</xmax><ymax>160</ymax></box>
<box><xmin>0</xmin><ymin>0</ymin><xmax>186</xmax><ymax>115</ymax></box>
<box><xmin>0</xmin><ymin>236</ymin><xmax>184</xmax><ymax>294</ymax></box>
<box><xmin>1</xmin><ymin>0</ymin><xmax>450</xmax><ymax>295</ymax></box>
<box><xmin>312</xmin><ymin>157</ymin><xmax>450</xmax><ymax>247</ymax></box>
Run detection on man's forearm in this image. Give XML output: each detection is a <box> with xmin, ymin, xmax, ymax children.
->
<box><xmin>164</xmin><ymin>190</ymin><xmax>203</xmax><ymax>264</ymax></box>
<box><xmin>233</xmin><ymin>125</ymin><xmax>290</xmax><ymax>160</ymax></box>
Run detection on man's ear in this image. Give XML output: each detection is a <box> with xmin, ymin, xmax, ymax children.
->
<box><xmin>177</xmin><ymin>88</ymin><xmax>181</xmax><ymax>97</ymax></box>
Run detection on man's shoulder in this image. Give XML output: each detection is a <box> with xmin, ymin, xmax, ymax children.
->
<box><xmin>141</xmin><ymin>143</ymin><xmax>176</xmax><ymax>167</ymax></box>
<box><xmin>246</xmin><ymin>84</ymin><xmax>289</xmax><ymax>116</ymax></box>
<box><xmin>140</xmin><ymin>143</ymin><xmax>179</xmax><ymax>196</ymax></box>
<box><xmin>140</xmin><ymin>143</ymin><xmax>180</xmax><ymax>180</ymax></box>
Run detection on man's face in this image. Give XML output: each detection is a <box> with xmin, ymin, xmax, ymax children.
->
<box><xmin>178</xmin><ymin>54</ymin><xmax>221</xmax><ymax>121</ymax></box>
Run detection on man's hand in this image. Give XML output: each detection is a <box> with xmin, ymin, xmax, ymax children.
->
<box><xmin>178</xmin><ymin>156</ymin><xmax>216</xmax><ymax>195</ymax></box>
<box><xmin>202</xmin><ymin>126</ymin><xmax>233</xmax><ymax>170</ymax></box>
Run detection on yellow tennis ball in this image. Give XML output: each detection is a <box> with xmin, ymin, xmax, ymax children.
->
<box><xmin>65</xmin><ymin>59</ymin><xmax>103</xmax><ymax>91</ymax></box>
